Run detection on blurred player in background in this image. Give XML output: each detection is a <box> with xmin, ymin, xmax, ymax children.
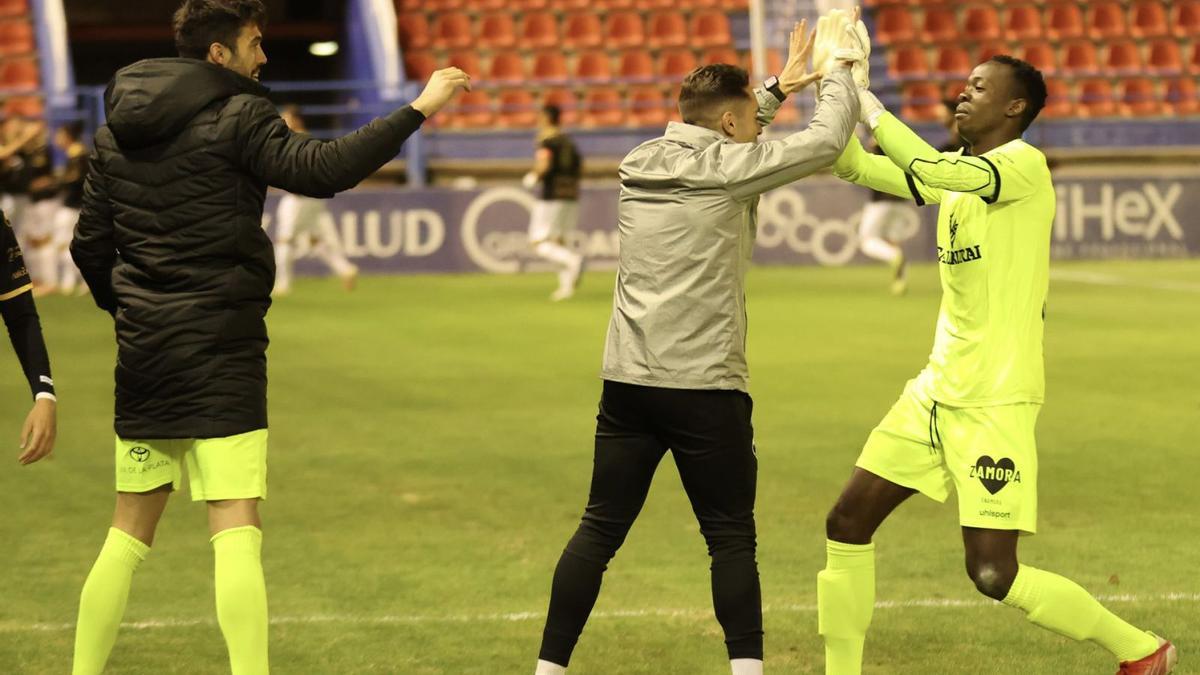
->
<box><xmin>67</xmin><ymin>0</ymin><xmax>470</xmax><ymax>673</ymax></box>
<box><xmin>1</xmin><ymin>209</ymin><xmax>56</xmax><ymax>465</ymax></box>
<box><xmin>19</xmin><ymin>121</ymin><xmax>59</xmax><ymax>294</ymax></box>
<box><xmin>533</xmin><ymin>17</ymin><xmax>861</xmax><ymax>675</ymax></box>
<box><xmin>271</xmin><ymin>105</ymin><xmax>358</xmax><ymax>296</ymax></box>
<box><xmin>816</xmin><ymin>11</ymin><xmax>1177</xmax><ymax>673</ymax></box>
<box><xmin>53</xmin><ymin>121</ymin><xmax>88</xmax><ymax>295</ymax></box>
<box><xmin>0</xmin><ymin>117</ymin><xmax>39</xmax><ymax>227</ymax></box>
<box><xmin>523</xmin><ymin>104</ymin><xmax>584</xmax><ymax>301</ymax></box>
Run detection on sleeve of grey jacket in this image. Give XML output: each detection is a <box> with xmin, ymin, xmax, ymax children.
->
<box><xmin>236</xmin><ymin>96</ymin><xmax>427</xmax><ymax>198</ymax></box>
<box><xmin>719</xmin><ymin>69</ymin><xmax>859</xmax><ymax>201</ymax></box>
<box><xmin>754</xmin><ymin>86</ymin><xmax>781</xmax><ymax>129</ymax></box>
<box><xmin>70</xmin><ymin>146</ymin><xmax>118</xmax><ymax>315</ymax></box>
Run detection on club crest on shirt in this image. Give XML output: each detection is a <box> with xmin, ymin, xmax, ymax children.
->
<box><xmin>969</xmin><ymin>455</ymin><xmax>1021</xmax><ymax>494</ymax></box>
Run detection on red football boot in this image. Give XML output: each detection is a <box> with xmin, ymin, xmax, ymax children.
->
<box><xmin>1118</xmin><ymin>634</ymin><xmax>1177</xmax><ymax>675</ymax></box>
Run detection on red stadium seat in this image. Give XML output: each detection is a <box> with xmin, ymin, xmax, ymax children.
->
<box><xmin>1190</xmin><ymin>42</ymin><xmax>1200</xmax><ymax>73</ymax></box>
<box><xmin>447</xmin><ymin>51</ymin><xmax>481</xmax><ymax>76</ymax></box>
<box><xmin>1060</xmin><ymin>40</ymin><xmax>1099</xmax><ymax>75</ymax></box>
<box><xmin>1076</xmin><ymin>79</ymin><xmax>1116</xmax><ymax>117</ymax></box>
<box><xmin>1087</xmin><ymin>2</ymin><xmax>1127</xmax><ymax>39</ymax></box>
<box><xmin>1041</xmin><ymin>79</ymin><xmax>1074</xmax><ymax>118</ymax></box>
<box><xmin>1018</xmin><ymin>42</ymin><xmax>1057</xmax><ymax>76</ymax></box>
<box><xmin>0</xmin><ymin>57</ymin><xmax>37</xmax><ymax>88</ymax></box>
<box><xmin>890</xmin><ymin>45</ymin><xmax>930</xmax><ymax>79</ymax></box>
<box><xmin>901</xmin><ymin>82</ymin><xmax>943</xmax><ymax>121</ymax></box>
<box><xmin>574</xmin><ymin>50</ymin><xmax>612</xmax><ymax>80</ymax></box>
<box><xmin>519</xmin><ymin>12</ymin><xmax>559</xmax><ymax>50</ymax></box>
<box><xmin>561</xmin><ymin>12</ymin><xmax>602</xmax><ymax>49</ymax></box>
<box><xmin>3</xmin><ymin>96</ymin><xmax>42</xmax><ymax>117</ymax></box>
<box><xmin>478</xmin><ymin>14</ymin><xmax>516</xmax><ymax>49</ymax></box>
<box><xmin>642</xmin><ymin>0</ymin><xmax>678</xmax><ymax>8</ymax></box>
<box><xmin>1174</xmin><ymin>1</ymin><xmax>1200</xmax><ymax>38</ymax></box>
<box><xmin>1118</xmin><ymin>78</ymin><xmax>1162</xmax><ymax>117</ymax></box>
<box><xmin>771</xmin><ymin>99</ymin><xmax>800</xmax><ymax>125</ymax></box>
<box><xmin>1146</xmin><ymin>39</ymin><xmax>1183</xmax><ymax>74</ymax></box>
<box><xmin>1045</xmin><ymin>3</ymin><xmax>1084</xmax><ymax>41</ymax></box>
<box><xmin>720</xmin><ymin>0</ymin><xmax>748</xmax><ymax>9</ymax></box>
<box><xmin>542</xmin><ymin>88</ymin><xmax>579</xmax><ymax>126</ymax></box>
<box><xmin>647</xmin><ymin>11</ymin><xmax>688</xmax><ymax>49</ymax></box>
<box><xmin>513</xmin><ymin>0</ymin><xmax>549</xmax><ymax>9</ymax></box>
<box><xmin>605</xmin><ymin>12</ymin><xmax>645</xmax><ymax>49</ymax></box>
<box><xmin>1003</xmin><ymin>5</ymin><xmax>1042</xmax><ymax>41</ymax></box>
<box><xmin>700</xmin><ymin>47</ymin><xmax>742</xmax><ymax>67</ymax></box>
<box><xmin>962</xmin><ymin>5</ymin><xmax>1001</xmax><ymax>41</ymax></box>
<box><xmin>395</xmin><ymin>0</ymin><xmax>425</xmax><ymax>10</ymax></box>
<box><xmin>944</xmin><ymin>80</ymin><xmax>965</xmax><ymax>105</ymax></box>
<box><xmin>447</xmin><ymin>90</ymin><xmax>495</xmax><ymax>128</ymax></box>
<box><xmin>1129</xmin><ymin>0</ymin><xmax>1169</xmax><ymax>38</ymax></box>
<box><xmin>618</xmin><ymin>49</ymin><xmax>655</xmax><ymax>81</ymax></box>
<box><xmin>497</xmin><ymin>89</ymin><xmax>538</xmax><ymax>127</ymax></box>
<box><xmin>1103</xmin><ymin>40</ymin><xmax>1142</xmax><ymax>75</ymax></box>
<box><xmin>873</xmin><ymin>6</ymin><xmax>915</xmax><ymax>45</ymax></box>
<box><xmin>920</xmin><ymin>7</ymin><xmax>958</xmax><ymax>43</ymax></box>
<box><xmin>580</xmin><ymin>87</ymin><xmax>626</xmax><ymax>127</ymax></box>
<box><xmin>1164</xmin><ymin>78</ymin><xmax>1200</xmax><ymax>115</ymax></box>
<box><xmin>396</xmin><ymin>14</ymin><xmax>430</xmax><ymax>50</ymax></box>
<box><xmin>554</xmin><ymin>0</ymin><xmax>592</xmax><ymax>9</ymax></box>
<box><xmin>0</xmin><ymin>0</ymin><xmax>29</xmax><ymax>17</ymax></box>
<box><xmin>429</xmin><ymin>0</ymin><xmax>464</xmax><ymax>9</ymax></box>
<box><xmin>596</xmin><ymin>0</ymin><xmax>636</xmax><ymax>8</ymax></box>
<box><xmin>975</xmin><ymin>42</ymin><xmax>1009</xmax><ymax>64</ymax></box>
<box><xmin>464</xmin><ymin>0</ymin><xmax>506</xmax><ymax>10</ymax></box>
<box><xmin>659</xmin><ymin>48</ymin><xmax>698</xmax><ymax>78</ymax></box>
<box><xmin>531</xmin><ymin>51</ymin><xmax>569</xmax><ymax>81</ymax></box>
<box><xmin>0</xmin><ymin>20</ymin><xmax>34</xmax><ymax>56</ymax></box>
<box><xmin>934</xmin><ymin>45</ymin><xmax>971</xmax><ymax>76</ymax></box>
<box><xmin>488</xmin><ymin>52</ymin><xmax>526</xmax><ymax>82</ymax></box>
<box><xmin>431</xmin><ymin>13</ymin><xmax>473</xmax><ymax>50</ymax></box>
<box><xmin>628</xmin><ymin>86</ymin><xmax>671</xmax><ymax>127</ymax></box>
<box><xmin>403</xmin><ymin>52</ymin><xmax>437</xmax><ymax>81</ymax></box>
<box><xmin>691</xmin><ymin>11</ymin><xmax>732</xmax><ymax>48</ymax></box>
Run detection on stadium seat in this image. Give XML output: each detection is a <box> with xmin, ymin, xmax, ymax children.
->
<box><xmin>428</xmin><ymin>0</ymin><xmax>464</xmax><ymax>9</ymax></box>
<box><xmin>561</xmin><ymin>13</ymin><xmax>602</xmax><ymax>49</ymax></box>
<box><xmin>962</xmin><ymin>5</ymin><xmax>1001</xmax><ymax>41</ymax></box>
<box><xmin>464</xmin><ymin>0</ymin><xmax>507</xmax><ymax>10</ymax></box>
<box><xmin>1076</xmin><ymin>79</ymin><xmax>1116</xmax><ymax>117</ymax></box>
<box><xmin>1174</xmin><ymin>1</ymin><xmax>1200</xmax><ymax>38</ymax></box>
<box><xmin>873</xmin><ymin>6</ymin><xmax>915</xmax><ymax>45</ymax></box>
<box><xmin>1003</xmin><ymin>5</ymin><xmax>1042</xmax><ymax>41</ymax></box>
<box><xmin>542</xmin><ymin>88</ymin><xmax>580</xmax><ymax>125</ymax></box>
<box><xmin>772</xmin><ymin>99</ymin><xmax>800</xmax><ymax>125</ymax></box>
<box><xmin>1118</xmin><ymin>78</ymin><xmax>1162</xmax><ymax>117</ymax></box>
<box><xmin>1087</xmin><ymin>2</ymin><xmax>1126</xmax><ymax>39</ymax></box>
<box><xmin>3</xmin><ymin>96</ymin><xmax>42</xmax><ymax>117</ymax></box>
<box><xmin>901</xmin><ymin>82</ymin><xmax>943</xmax><ymax>121</ymax></box>
<box><xmin>0</xmin><ymin>0</ymin><xmax>29</xmax><ymax>17</ymax></box>
<box><xmin>890</xmin><ymin>45</ymin><xmax>930</xmax><ymax>79</ymax></box>
<box><xmin>975</xmin><ymin>41</ymin><xmax>1009</xmax><ymax>64</ymax></box>
<box><xmin>659</xmin><ymin>48</ymin><xmax>698</xmax><ymax>78</ymax></box>
<box><xmin>574</xmin><ymin>50</ymin><xmax>612</xmax><ymax>80</ymax></box>
<box><xmin>531</xmin><ymin>51</ymin><xmax>569</xmax><ymax>81</ymax></box>
<box><xmin>628</xmin><ymin>86</ymin><xmax>671</xmax><ymax>127</ymax></box>
<box><xmin>513</xmin><ymin>0</ymin><xmax>549</xmax><ymax>9</ymax></box>
<box><xmin>447</xmin><ymin>51</ymin><xmax>481</xmax><ymax>76</ymax></box>
<box><xmin>580</xmin><ymin>87</ymin><xmax>626</xmax><ymax>127</ymax></box>
<box><xmin>519</xmin><ymin>12</ymin><xmax>559</xmax><ymax>50</ymax></box>
<box><xmin>720</xmin><ymin>0</ymin><xmax>749</xmax><ymax>9</ymax></box>
<box><xmin>478</xmin><ymin>14</ymin><xmax>516</xmax><ymax>49</ymax></box>
<box><xmin>1060</xmin><ymin>40</ymin><xmax>1099</xmax><ymax>75</ymax></box>
<box><xmin>555</xmin><ymin>0</ymin><xmax>593</xmax><ymax>10</ymax></box>
<box><xmin>700</xmin><ymin>47</ymin><xmax>742</xmax><ymax>67</ymax></box>
<box><xmin>0</xmin><ymin>20</ymin><xmax>34</xmax><ymax>56</ymax></box>
<box><xmin>944</xmin><ymin>80</ymin><xmax>965</xmax><ymax>105</ymax></box>
<box><xmin>431</xmin><ymin>13</ymin><xmax>473</xmax><ymax>50</ymax></box>
<box><xmin>396</xmin><ymin>14</ymin><xmax>430</xmax><ymax>50</ymax></box>
<box><xmin>1146</xmin><ymin>39</ymin><xmax>1183</xmax><ymax>74</ymax></box>
<box><xmin>1164</xmin><ymin>77</ymin><xmax>1199</xmax><ymax>115</ymax></box>
<box><xmin>595</xmin><ymin>0</ymin><xmax>636</xmax><ymax>8</ymax></box>
<box><xmin>605</xmin><ymin>12</ymin><xmax>645</xmax><ymax>49</ymax></box>
<box><xmin>1045</xmin><ymin>3</ymin><xmax>1084</xmax><ymax>40</ymax></box>
<box><xmin>691</xmin><ymin>11</ymin><xmax>732</xmax><ymax>48</ymax></box>
<box><xmin>1018</xmin><ymin>42</ymin><xmax>1057</xmax><ymax>75</ymax></box>
<box><xmin>1191</xmin><ymin>42</ymin><xmax>1200</xmax><ymax>73</ymax></box>
<box><xmin>934</xmin><ymin>45</ymin><xmax>971</xmax><ymax>76</ymax></box>
<box><xmin>618</xmin><ymin>49</ymin><xmax>656</xmax><ymax>82</ymax></box>
<box><xmin>920</xmin><ymin>7</ymin><xmax>958</xmax><ymax>43</ymax></box>
<box><xmin>447</xmin><ymin>90</ymin><xmax>494</xmax><ymax>128</ymax></box>
<box><xmin>641</xmin><ymin>0</ymin><xmax>678</xmax><ymax>8</ymax></box>
<box><xmin>647</xmin><ymin>11</ymin><xmax>688</xmax><ymax>49</ymax></box>
<box><xmin>1103</xmin><ymin>40</ymin><xmax>1141</xmax><ymax>75</ymax></box>
<box><xmin>403</xmin><ymin>51</ymin><xmax>438</xmax><ymax>81</ymax></box>
<box><xmin>1041</xmin><ymin>78</ymin><xmax>1074</xmax><ymax>118</ymax></box>
<box><xmin>0</xmin><ymin>58</ymin><xmax>37</xmax><ymax>89</ymax></box>
<box><xmin>394</xmin><ymin>0</ymin><xmax>425</xmax><ymax>10</ymax></box>
<box><xmin>497</xmin><ymin>89</ymin><xmax>538</xmax><ymax>127</ymax></box>
<box><xmin>488</xmin><ymin>52</ymin><xmax>526</xmax><ymax>82</ymax></box>
<box><xmin>1129</xmin><ymin>0</ymin><xmax>1169</xmax><ymax>38</ymax></box>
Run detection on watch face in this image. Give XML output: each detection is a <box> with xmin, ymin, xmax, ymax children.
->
<box><xmin>765</xmin><ymin>76</ymin><xmax>779</xmax><ymax>88</ymax></box>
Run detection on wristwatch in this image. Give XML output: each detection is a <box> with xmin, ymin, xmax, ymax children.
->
<box><xmin>764</xmin><ymin>76</ymin><xmax>786</xmax><ymax>102</ymax></box>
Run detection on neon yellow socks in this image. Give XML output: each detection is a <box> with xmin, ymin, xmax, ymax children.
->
<box><xmin>72</xmin><ymin>527</ymin><xmax>149</xmax><ymax>675</ymax></box>
<box><xmin>212</xmin><ymin>526</ymin><xmax>269</xmax><ymax>675</ymax></box>
<box><xmin>1002</xmin><ymin>564</ymin><xmax>1159</xmax><ymax>662</ymax></box>
<box><xmin>817</xmin><ymin>540</ymin><xmax>875</xmax><ymax>675</ymax></box>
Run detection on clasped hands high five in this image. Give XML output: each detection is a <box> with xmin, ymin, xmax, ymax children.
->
<box><xmin>779</xmin><ymin>6</ymin><xmax>884</xmax><ymax>126</ymax></box>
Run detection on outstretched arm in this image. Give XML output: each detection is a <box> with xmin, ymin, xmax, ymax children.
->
<box><xmin>832</xmin><ymin>133</ymin><xmax>944</xmax><ymax>205</ymax></box>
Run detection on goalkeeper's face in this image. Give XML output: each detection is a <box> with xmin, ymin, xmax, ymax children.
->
<box><xmin>953</xmin><ymin>62</ymin><xmax>1018</xmax><ymax>143</ymax></box>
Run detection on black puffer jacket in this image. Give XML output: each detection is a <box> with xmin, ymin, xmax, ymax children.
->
<box><xmin>71</xmin><ymin>58</ymin><xmax>426</xmax><ymax>439</ymax></box>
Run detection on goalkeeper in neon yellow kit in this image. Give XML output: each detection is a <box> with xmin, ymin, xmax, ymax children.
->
<box><xmin>810</xmin><ymin>9</ymin><xmax>1177</xmax><ymax>675</ymax></box>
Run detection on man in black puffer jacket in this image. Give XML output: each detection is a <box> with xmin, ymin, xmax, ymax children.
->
<box><xmin>68</xmin><ymin>2</ymin><xmax>470</xmax><ymax>674</ymax></box>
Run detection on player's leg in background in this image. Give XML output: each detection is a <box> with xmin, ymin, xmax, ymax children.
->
<box><xmin>664</xmin><ymin>389</ymin><xmax>762</xmax><ymax>675</ymax></box>
<box><xmin>209</xmin><ymin>498</ymin><xmax>269</xmax><ymax>675</ymax></box>
<box><xmin>537</xmin><ymin>381</ymin><xmax>668</xmax><ymax>674</ymax></box>
<box><xmin>857</xmin><ymin>202</ymin><xmax>906</xmax><ymax>294</ymax></box>
<box><xmin>819</xmin><ymin>468</ymin><xmax>915</xmax><ymax>675</ymax></box>
<box><xmin>20</xmin><ymin>200</ymin><xmax>60</xmax><ymax>295</ymax></box>
<box><xmin>311</xmin><ymin>202</ymin><xmax>358</xmax><ymax>291</ymax></box>
<box><xmin>54</xmin><ymin>205</ymin><xmax>82</xmax><ymax>294</ymax></box>
<box><xmin>72</xmin><ymin>485</ymin><xmax>171</xmax><ymax>675</ymax></box>
<box><xmin>551</xmin><ymin>201</ymin><xmax>584</xmax><ymax>300</ymax></box>
<box><xmin>529</xmin><ymin>200</ymin><xmax>581</xmax><ymax>300</ymax></box>
<box><xmin>272</xmin><ymin>195</ymin><xmax>299</xmax><ymax>296</ymax></box>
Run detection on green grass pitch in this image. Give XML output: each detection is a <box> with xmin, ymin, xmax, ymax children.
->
<box><xmin>1</xmin><ymin>259</ymin><xmax>1196</xmax><ymax>674</ymax></box>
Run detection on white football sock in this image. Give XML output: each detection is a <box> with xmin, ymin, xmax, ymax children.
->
<box><xmin>860</xmin><ymin>236</ymin><xmax>900</xmax><ymax>264</ymax></box>
<box><xmin>731</xmin><ymin>658</ymin><xmax>763</xmax><ymax>675</ymax></box>
<box><xmin>535</xmin><ymin>659</ymin><xmax>566</xmax><ymax>675</ymax></box>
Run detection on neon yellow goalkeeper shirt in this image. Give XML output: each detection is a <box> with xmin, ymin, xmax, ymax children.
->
<box><xmin>834</xmin><ymin>113</ymin><xmax>1055</xmax><ymax>406</ymax></box>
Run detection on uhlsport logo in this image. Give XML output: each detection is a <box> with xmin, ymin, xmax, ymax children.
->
<box><xmin>969</xmin><ymin>455</ymin><xmax>1020</xmax><ymax>495</ymax></box>
<box><xmin>129</xmin><ymin>446</ymin><xmax>150</xmax><ymax>463</ymax></box>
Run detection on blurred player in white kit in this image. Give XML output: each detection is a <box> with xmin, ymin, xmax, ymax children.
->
<box><xmin>523</xmin><ymin>104</ymin><xmax>584</xmax><ymax>301</ymax></box>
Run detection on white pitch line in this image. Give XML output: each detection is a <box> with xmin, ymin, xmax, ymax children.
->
<box><xmin>4</xmin><ymin>593</ymin><xmax>1197</xmax><ymax>634</ymax></box>
<box><xmin>1050</xmin><ymin>269</ymin><xmax>1200</xmax><ymax>293</ymax></box>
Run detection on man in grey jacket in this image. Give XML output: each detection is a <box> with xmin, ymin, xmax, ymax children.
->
<box><xmin>534</xmin><ymin>20</ymin><xmax>862</xmax><ymax>675</ymax></box>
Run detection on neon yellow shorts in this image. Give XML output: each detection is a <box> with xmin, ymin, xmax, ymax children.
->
<box><xmin>856</xmin><ymin>380</ymin><xmax>1039</xmax><ymax>534</ymax></box>
<box><xmin>115</xmin><ymin>429</ymin><xmax>268</xmax><ymax>501</ymax></box>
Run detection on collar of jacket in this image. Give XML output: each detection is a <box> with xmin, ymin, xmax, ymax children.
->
<box><xmin>662</xmin><ymin>121</ymin><xmax>727</xmax><ymax>149</ymax></box>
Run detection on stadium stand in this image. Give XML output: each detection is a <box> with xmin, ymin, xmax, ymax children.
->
<box><xmin>0</xmin><ymin>1</ymin><xmax>40</xmax><ymax>118</ymax></box>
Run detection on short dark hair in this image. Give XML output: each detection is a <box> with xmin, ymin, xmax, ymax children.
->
<box><xmin>173</xmin><ymin>0</ymin><xmax>267</xmax><ymax>60</ymax></box>
<box><xmin>678</xmin><ymin>64</ymin><xmax>752</xmax><ymax>126</ymax></box>
<box><xmin>542</xmin><ymin>104</ymin><xmax>561</xmax><ymax>126</ymax></box>
<box><xmin>987</xmin><ymin>55</ymin><xmax>1046</xmax><ymax>131</ymax></box>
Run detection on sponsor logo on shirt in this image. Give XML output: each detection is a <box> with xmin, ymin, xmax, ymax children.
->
<box><xmin>969</xmin><ymin>455</ymin><xmax>1021</xmax><ymax>494</ymax></box>
<box><xmin>937</xmin><ymin>244</ymin><xmax>982</xmax><ymax>265</ymax></box>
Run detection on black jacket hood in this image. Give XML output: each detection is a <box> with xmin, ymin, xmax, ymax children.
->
<box><xmin>104</xmin><ymin>58</ymin><xmax>268</xmax><ymax>149</ymax></box>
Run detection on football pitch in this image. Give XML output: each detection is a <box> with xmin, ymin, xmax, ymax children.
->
<box><xmin>1</xmin><ymin>259</ymin><xmax>1196</xmax><ymax>674</ymax></box>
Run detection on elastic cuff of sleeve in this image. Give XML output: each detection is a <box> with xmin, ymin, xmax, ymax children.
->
<box><xmin>859</xmin><ymin>91</ymin><xmax>885</xmax><ymax>130</ymax></box>
<box><xmin>34</xmin><ymin>392</ymin><xmax>56</xmax><ymax>402</ymax></box>
<box><xmin>403</xmin><ymin>105</ymin><xmax>426</xmax><ymax>123</ymax></box>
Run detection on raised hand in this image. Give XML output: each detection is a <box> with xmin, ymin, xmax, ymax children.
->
<box><xmin>411</xmin><ymin>67</ymin><xmax>473</xmax><ymax>118</ymax></box>
<box><xmin>813</xmin><ymin>8</ymin><xmax>852</xmax><ymax>78</ymax></box>
<box><xmin>835</xmin><ymin>8</ymin><xmax>873</xmax><ymax>89</ymax></box>
<box><xmin>778</xmin><ymin>19</ymin><xmax>821</xmax><ymax>95</ymax></box>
